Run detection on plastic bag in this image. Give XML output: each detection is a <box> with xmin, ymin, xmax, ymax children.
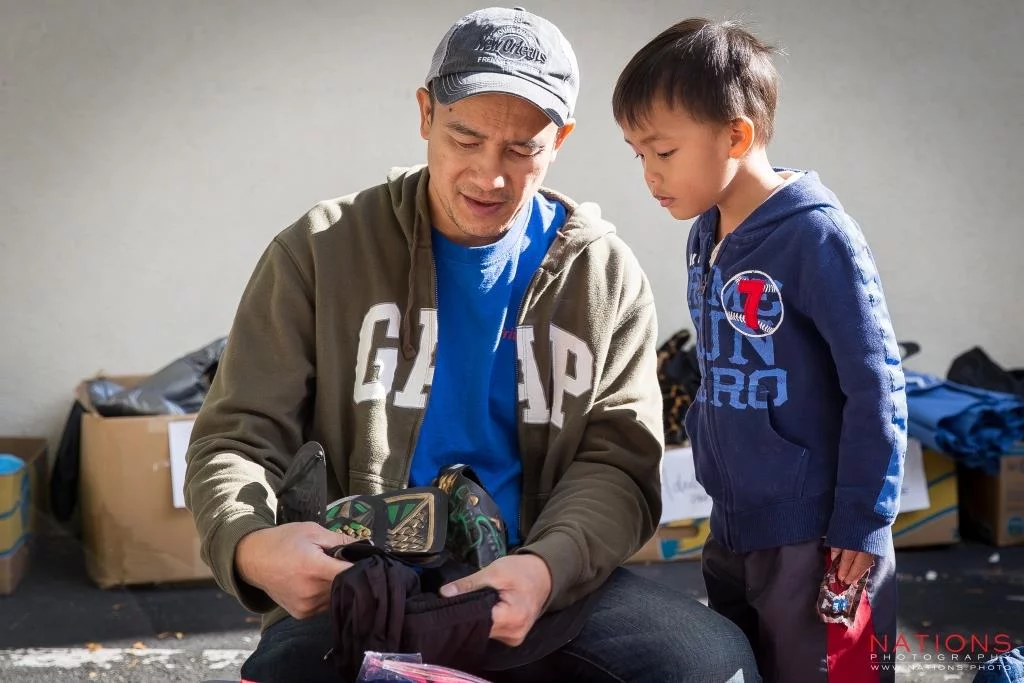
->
<box><xmin>89</xmin><ymin>337</ymin><xmax>227</xmax><ymax>417</ymax></box>
<box><xmin>356</xmin><ymin>652</ymin><xmax>492</xmax><ymax>683</ymax></box>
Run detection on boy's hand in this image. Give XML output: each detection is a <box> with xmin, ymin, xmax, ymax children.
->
<box><xmin>830</xmin><ymin>548</ymin><xmax>875</xmax><ymax>585</ymax></box>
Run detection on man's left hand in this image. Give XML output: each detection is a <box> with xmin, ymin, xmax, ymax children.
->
<box><xmin>440</xmin><ymin>554</ymin><xmax>553</xmax><ymax>646</ymax></box>
<box><xmin>830</xmin><ymin>547</ymin><xmax>875</xmax><ymax>585</ymax></box>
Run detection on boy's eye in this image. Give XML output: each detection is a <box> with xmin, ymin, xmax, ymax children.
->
<box><xmin>656</xmin><ymin>150</ymin><xmax>677</xmax><ymax>160</ymax></box>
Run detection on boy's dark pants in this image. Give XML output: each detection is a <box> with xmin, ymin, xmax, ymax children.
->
<box><xmin>703</xmin><ymin>534</ymin><xmax>897</xmax><ymax>683</ymax></box>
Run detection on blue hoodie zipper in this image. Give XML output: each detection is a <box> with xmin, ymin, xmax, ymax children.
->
<box><xmin>699</xmin><ymin>225</ymin><xmax>733</xmax><ymax>547</ymax></box>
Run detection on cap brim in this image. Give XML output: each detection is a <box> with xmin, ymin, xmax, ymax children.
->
<box><xmin>478</xmin><ymin>582</ymin><xmax>602</xmax><ymax>671</ymax></box>
<box><xmin>432</xmin><ymin>71</ymin><xmax>569</xmax><ymax>127</ymax></box>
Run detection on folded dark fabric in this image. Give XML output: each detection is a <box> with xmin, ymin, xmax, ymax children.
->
<box><xmin>328</xmin><ymin>542</ymin><xmax>496</xmax><ymax>680</ymax></box>
<box><xmin>328</xmin><ymin>541</ymin><xmax>597</xmax><ymax>678</ymax></box>
<box><xmin>277</xmin><ymin>444</ymin><xmax>597</xmax><ymax>676</ymax></box>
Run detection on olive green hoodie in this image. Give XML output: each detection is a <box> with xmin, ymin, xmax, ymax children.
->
<box><xmin>184</xmin><ymin>165</ymin><xmax>664</xmax><ymax>629</ymax></box>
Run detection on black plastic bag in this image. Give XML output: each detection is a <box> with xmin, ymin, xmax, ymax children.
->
<box><xmin>90</xmin><ymin>337</ymin><xmax>227</xmax><ymax>417</ymax></box>
<box><xmin>948</xmin><ymin>346</ymin><xmax>1024</xmax><ymax>399</ymax></box>
<box><xmin>656</xmin><ymin>329</ymin><xmax>702</xmax><ymax>445</ymax></box>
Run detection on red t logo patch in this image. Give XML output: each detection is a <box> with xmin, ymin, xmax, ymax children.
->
<box><xmin>738</xmin><ymin>278</ymin><xmax>766</xmax><ymax>332</ymax></box>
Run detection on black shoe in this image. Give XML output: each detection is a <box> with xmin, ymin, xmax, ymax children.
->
<box><xmin>433</xmin><ymin>464</ymin><xmax>508</xmax><ymax>569</ymax></box>
<box><xmin>275</xmin><ymin>441</ymin><xmax>327</xmax><ymax>526</ymax></box>
<box><xmin>325</xmin><ymin>488</ymin><xmax>449</xmax><ymax>563</ymax></box>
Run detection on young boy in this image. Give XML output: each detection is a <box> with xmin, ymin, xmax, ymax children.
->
<box><xmin>613</xmin><ymin>18</ymin><xmax>907</xmax><ymax>683</ymax></box>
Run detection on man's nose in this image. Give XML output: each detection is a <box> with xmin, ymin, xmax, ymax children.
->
<box><xmin>472</xmin><ymin>153</ymin><xmax>507</xmax><ymax>192</ymax></box>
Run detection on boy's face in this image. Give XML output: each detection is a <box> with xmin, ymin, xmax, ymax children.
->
<box><xmin>620</xmin><ymin>99</ymin><xmax>737</xmax><ymax>221</ymax></box>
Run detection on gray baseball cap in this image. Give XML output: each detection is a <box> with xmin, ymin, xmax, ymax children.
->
<box><xmin>425</xmin><ymin>7</ymin><xmax>580</xmax><ymax>127</ymax></box>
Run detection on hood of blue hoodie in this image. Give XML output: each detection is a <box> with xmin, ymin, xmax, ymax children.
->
<box><xmin>697</xmin><ymin>170</ymin><xmax>840</xmax><ymax>244</ymax></box>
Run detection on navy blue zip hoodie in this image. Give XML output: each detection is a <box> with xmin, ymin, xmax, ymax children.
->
<box><xmin>684</xmin><ymin>170</ymin><xmax>908</xmax><ymax>557</ymax></box>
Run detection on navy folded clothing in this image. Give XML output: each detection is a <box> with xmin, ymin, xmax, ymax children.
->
<box><xmin>905</xmin><ymin>371</ymin><xmax>1024</xmax><ymax>474</ymax></box>
<box><xmin>970</xmin><ymin>644</ymin><xmax>1024</xmax><ymax>683</ymax></box>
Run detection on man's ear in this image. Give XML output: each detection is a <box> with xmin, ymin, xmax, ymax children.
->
<box><xmin>416</xmin><ymin>87</ymin><xmax>433</xmax><ymax>141</ymax></box>
<box><xmin>728</xmin><ymin>116</ymin><xmax>755</xmax><ymax>159</ymax></box>
<box><xmin>549</xmin><ymin>119</ymin><xmax>576</xmax><ymax>161</ymax></box>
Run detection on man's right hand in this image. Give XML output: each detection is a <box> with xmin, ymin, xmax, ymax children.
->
<box><xmin>235</xmin><ymin>522</ymin><xmax>354</xmax><ymax>619</ymax></box>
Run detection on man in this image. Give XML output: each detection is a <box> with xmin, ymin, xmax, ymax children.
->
<box><xmin>184</xmin><ymin>7</ymin><xmax>759</xmax><ymax>682</ymax></box>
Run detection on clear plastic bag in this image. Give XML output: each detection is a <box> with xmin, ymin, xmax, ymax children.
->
<box><xmin>356</xmin><ymin>651</ymin><xmax>493</xmax><ymax>683</ymax></box>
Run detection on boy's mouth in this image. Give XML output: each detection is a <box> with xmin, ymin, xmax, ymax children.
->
<box><xmin>655</xmin><ymin>195</ymin><xmax>675</xmax><ymax>207</ymax></box>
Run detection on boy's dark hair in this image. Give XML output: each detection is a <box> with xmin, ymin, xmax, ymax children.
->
<box><xmin>613</xmin><ymin>17</ymin><xmax>781</xmax><ymax>144</ymax></box>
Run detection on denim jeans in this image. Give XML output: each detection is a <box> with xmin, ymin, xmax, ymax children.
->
<box><xmin>240</xmin><ymin>567</ymin><xmax>760</xmax><ymax>682</ymax></box>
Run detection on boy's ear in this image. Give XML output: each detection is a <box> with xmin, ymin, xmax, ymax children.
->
<box><xmin>728</xmin><ymin>116</ymin><xmax>756</xmax><ymax>159</ymax></box>
<box><xmin>550</xmin><ymin>119</ymin><xmax>576</xmax><ymax>161</ymax></box>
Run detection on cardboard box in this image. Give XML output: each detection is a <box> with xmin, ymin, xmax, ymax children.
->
<box><xmin>892</xmin><ymin>447</ymin><xmax>960</xmax><ymax>549</ymax></box>
<box><xmin>0</xmin><ymin>437</ymin><xmax>49</xmax><ymax>595</ymax></box>
<box><xmin>78</xmin><ymin>377</ymin><xmax>212</xmax><ymax>587</ymax></box>
<box><xmin>0</xmin><ymin>541</ymin><xmax>30</xmax><ymax>595</ymax></box>
<box><xmin>0</xmin><ymin>455</ymin><xmax>29</xmax><ymax>555</ymax></box>
<box><xmin>627</xmin><ymin>445</ymin><xmax>711</xmax><ymax>563</ymax></box>
<box><xmin>627</xmin><ymin>518</ymin><xmax>711</xmax><ymax>563</ymax></box>
<box><xmin>629</xmin><ymin>439</ymin><xmax>958</xmax><ymax>562</ymax></box>
<box><xmin>0</xmin><ymin>437</ymin><xmax>48</xmax><ymax>538</ymax></box>
<box><xmin>957</xmin><ymin>446</ymin><xmax>1024</xmax><ymax>547</ymax></box>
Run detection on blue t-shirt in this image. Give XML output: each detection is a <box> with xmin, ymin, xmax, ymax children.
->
<box><xmin>409</xmin><ymin>194</ymin><xmax>565</xmax><ymax>547</ymax></box>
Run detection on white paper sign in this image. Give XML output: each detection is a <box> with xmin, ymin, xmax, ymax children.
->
<box><xmin>658</xmin><ymin>439</ymin><xmax>930</xmax><ymax>523</ymax></box>
<box><xmin>899</xmin><ymin>438</ymin><xmax>930</xmax><ymax>513</ymax></box>
<box><xmin>660</xmin><ymin>446</ymin><xmax>713</xmax><ymax>524</ymax></box>
<box><xmin>167</xmin><ymin>420</ymin><xmax>196</xmax><ymax>509</ymax></box>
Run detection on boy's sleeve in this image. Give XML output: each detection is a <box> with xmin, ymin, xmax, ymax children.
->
<box><xmin>801</xmin><ymin>209</ymin><xmax>908</xmax><ymax>557</ymax></box>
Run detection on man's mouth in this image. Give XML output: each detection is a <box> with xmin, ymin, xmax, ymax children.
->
<box><xmin>464</xmin><ymin>195</ymin><xmax>504</xmax><ymax>206</ymax></box>
<box><xmin>462</xmin><ymin>194</ymin><xmax>507</xmax><ymax>215</ymax></box>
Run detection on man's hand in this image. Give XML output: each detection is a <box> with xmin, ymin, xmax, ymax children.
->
<box><xmin>440</xmin><ymin>554</ymin><xmax>553</xmax><ymax>647</ymax></box>
<box><xmin>235</xmin><ymin>522</ymin><xmax>355</xmax><ymax>619</ymax></box>
<box><xmin>830</xmin><ymin>547</ymin><xmax>875</xmax><ymax>585</ymax></box>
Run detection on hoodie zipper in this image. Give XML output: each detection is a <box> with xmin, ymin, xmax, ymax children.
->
<box><xmin>400</xmin><ymin>250</ymin><xmax>440</xmax><ymax>488</ymax></box>
<box><xmin>700</xmin><ymin>230</ymin><xmax>732</xmax><ymax>547</ymax></box>
<box><xmin>512</xmin><ymin>263</ymin><xmax>546</xmax><ymax>547</ymax></box>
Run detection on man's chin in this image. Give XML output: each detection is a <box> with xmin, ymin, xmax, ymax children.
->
<box><xmin>453</xmin><ymin>212</ymin><xmax>518</xmax><ymax>242</ymax></box>
<box><xmin>444</xmin><ymin>218</ymin><xmax>513</xmax><ymax>246</ymax></box>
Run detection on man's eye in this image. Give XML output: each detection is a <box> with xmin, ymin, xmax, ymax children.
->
<box><xmin>455</xmin><ymin>139</ymin><xmax>479</xmax><ymax>149</ymax></box>
<box><xmin>510</xmin><ymin>148</ymin><xmax>539</xmax><ymax>158</ymax></box>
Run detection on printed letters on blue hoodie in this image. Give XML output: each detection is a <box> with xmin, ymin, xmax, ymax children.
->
<box><xmin>684</xmin><ymin>170</ymin><xmax>908</xmax><ymax>557</ymax></box>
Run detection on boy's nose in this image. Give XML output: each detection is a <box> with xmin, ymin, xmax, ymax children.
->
<box><xmin>645</xmin><ymin>171</ymin><xmax>660</xmax><ymax>192</ymax></box>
